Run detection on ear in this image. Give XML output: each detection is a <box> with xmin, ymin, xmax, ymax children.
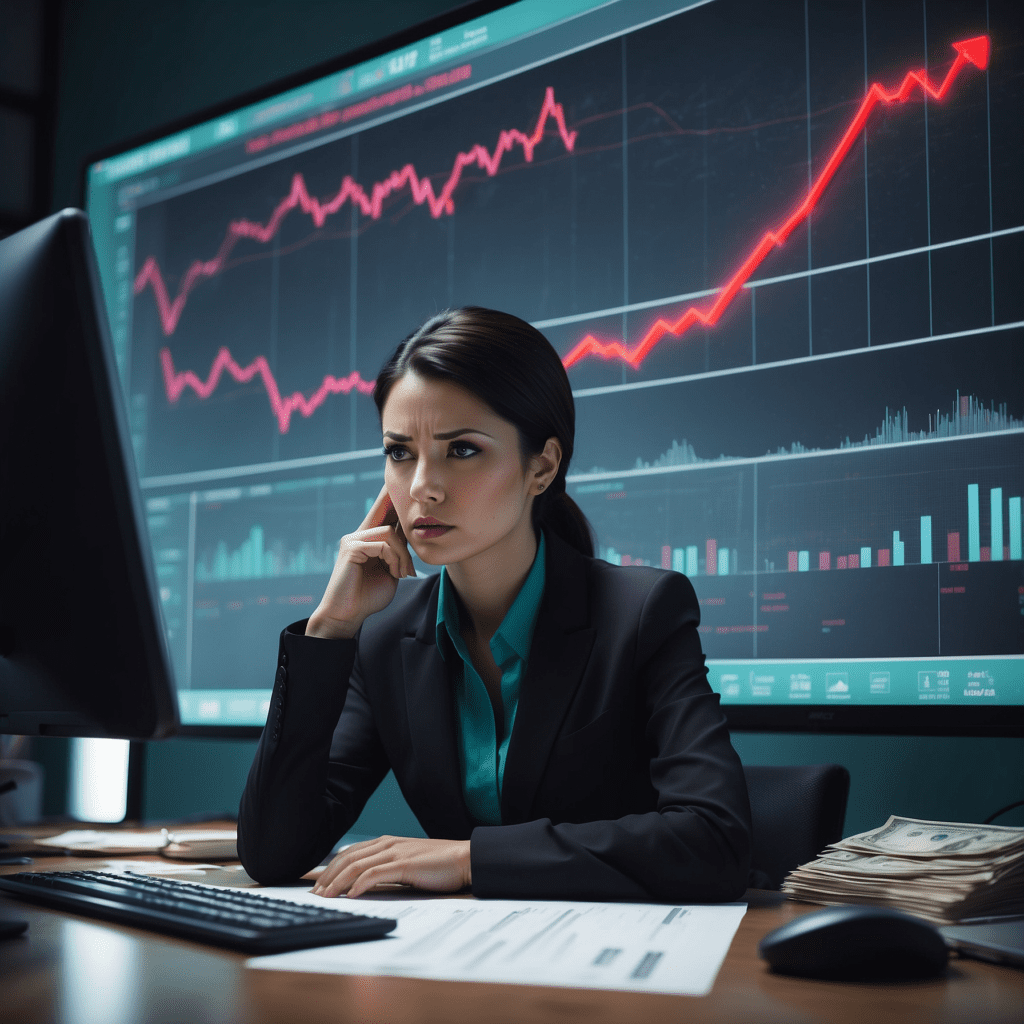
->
<box><xmin>529</xmin><ymin>437</ymin><xmax>562</xmax><ymax>494</ymax></box>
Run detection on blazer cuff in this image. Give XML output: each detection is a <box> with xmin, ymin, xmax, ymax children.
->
<box><xmin>272</xmin><ymin>619</ymin><xmax>359</xmax><ymax>739</ymax></box>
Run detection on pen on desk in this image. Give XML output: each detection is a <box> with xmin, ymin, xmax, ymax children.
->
<box><xmin>0</xmin><ymin>857</ymin><xmax>33</xmax><ymax>866</ymax></box>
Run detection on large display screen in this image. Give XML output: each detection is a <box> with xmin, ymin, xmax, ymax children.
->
<box><xmin>84</xmin><ymin>0</ymin><xmax>1023</xmax><ymax>732</ymax></box>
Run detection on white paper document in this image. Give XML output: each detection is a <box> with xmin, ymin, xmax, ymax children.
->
<box><xmin>246</xmin><ymin>889</ymin><xmax>746</xmax><ymax>996</ymax></box>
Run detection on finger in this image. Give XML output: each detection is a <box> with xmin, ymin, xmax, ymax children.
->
<box><xmin>345</xmin><ymin>539</ymin><xmax>402</xmax><ymax>579</ymax></box>
<box><xmin>346</xmin><ymin>862</ymin><xmax>407</xmax><ymax>899</ymax></box>
<box><xmin>359</xmin><ymin>484</ymin><xmax>397</xmax><ymax>531</ymax></box>
<box><xmin>352</xmin><ymin>528</ymin><xmax>415</xmax><ymax>579</ymax></box>
<box><xmin>315</xmin><ymin>837</ymin><xmax>394</xmax><ymax>894</ymax></box>
<box><xmin>318</xmin><ymin>846</ymin><xmax>398</xmax><ymax>897</ymax></box>
<box><xmin>325</xmin><ymin>853</ymin><xmax>395</xmax><ymax>898</ymax></box>
<box><xmin>389</xmin><ymin>522</ymin><xmax>416</xmax><ymax>578</ymax></box>
<box><xmin>371</xmin><ymin>540</ymin><xmax>404</xmax><ymax>579</ymax></box>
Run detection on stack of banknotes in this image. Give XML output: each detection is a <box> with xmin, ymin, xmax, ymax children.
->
<box><xmin>782</xmin><ymin>815</ymin><xmax>1024</xmax><ymax>925</ymax></box>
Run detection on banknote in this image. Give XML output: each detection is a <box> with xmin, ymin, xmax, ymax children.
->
<box><xmin>796</xmin><ymin>851</ymin><xmax>996</xmax><ymax>881</ymax></box>
<box><xmin>815</xmin><ymin>848</ymin><xmax>996</xmax><ymax>873</ymax></box>
<box><xmin>781</xmin><ymin>816</ymin><xmax>1024</xmax><ymax>925</ymax></box>
<box><xmin>833</xmin><ymin>815</ymin><xmax>1024</xmax><ymax>858</ymax></box>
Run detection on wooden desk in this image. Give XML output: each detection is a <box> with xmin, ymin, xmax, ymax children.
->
<box><xmin>2</xmin><ymin>856</ymin><xmax>1022</xmax><ymax>1024</ymax></box>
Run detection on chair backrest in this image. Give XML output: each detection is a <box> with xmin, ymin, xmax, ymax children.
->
<box><xmin>743</xmin><ymin>764</ymin><xmax>850</xmax><ymax>889</ymax></box>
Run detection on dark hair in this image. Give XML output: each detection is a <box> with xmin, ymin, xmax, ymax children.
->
<box><xmin>374</xmin><ymin>307</ymin><xmax>594</xmax><ymax>557</ymax></box>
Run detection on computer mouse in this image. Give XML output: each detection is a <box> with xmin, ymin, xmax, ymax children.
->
<box><xmin>0</xmin><ymin>917</ymin><xmax>28</xmax><ymax>940</ymax></box>
<box><xmin>759</xmin><ymin>904</ymin><xmax>949</xmax><ymax>981</ymax></box>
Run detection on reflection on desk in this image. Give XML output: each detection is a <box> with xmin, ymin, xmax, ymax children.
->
<box><xmin>3</xmin><ymin>852</ymin><xmax>1024</xmax><ymax>1024</ymax></box>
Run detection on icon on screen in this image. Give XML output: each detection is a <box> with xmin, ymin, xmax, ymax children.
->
<box><xmin>789</xmin><ymin>673</ymin><xmax>812</xmax><ymax>698</ymax></box>
<box><xmin>869</xmin><ymin>671</ymin><xmax>891</xmax><ymax>694</ymax></box>
<box><xmin>749</xmin><ymin>672</ymin><xmax>774</xmax><ymax>697</ymax></box>
<box><xmin>719</xmin><ymin>673</ymin><xmax>741</xmax><ymax>698</ymax></box>
<box><xmin>228</xmin><ymin>699</ymin><xmax>257</xmax><ymax>721</ymax></box>
<box><xmin>825</xmin><ymin>673</ymin><xmax>850</xmax><ymax>698</ymax></box>
<box><xmin>197</xmin><ymin>700</ymin><xmax>221</xmax><ymax>719</ymax></box>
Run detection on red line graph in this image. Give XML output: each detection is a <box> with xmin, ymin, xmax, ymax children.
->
<box><xmin>154</xmin><ymin>37</ymin><xmax>988</xmax><ymax>435</ymax></box>
<box><xmin>136</xmin><ymin>86</ymin><xmax>577</xmax><ymax>336</ymax></box>
<box><xmin>561</xmin><ymin>35</ymin><xmax>989</xmax><ymax>370</ymax></box>
<box><xmin>159</xmin><ymin>347</ymin><xmax>376</xmax><ymax>433</ymax></box>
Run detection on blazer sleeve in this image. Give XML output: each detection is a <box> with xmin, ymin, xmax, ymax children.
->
<box><xmin>236</xmin><ymin>619</ymin><xmax>391</xmax><ymax>884</ymax></box>
<box><xmin>470</xmin><ymin>571</ymin><xmax>752</xmax><ymax>903</ymax></box>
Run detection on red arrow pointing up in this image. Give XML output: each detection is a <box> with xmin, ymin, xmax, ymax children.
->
<box><xmin>561</xmin><ymin>34</ymin><xmax>992</xmax><ymax>372</ymax></box>
<box><xmin>953</xmin><ymin>35</ymin><xmax>990</xmax><ymax>70</ymax></box>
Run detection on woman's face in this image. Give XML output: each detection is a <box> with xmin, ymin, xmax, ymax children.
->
<box><xmin>381</xmin><ymin>371</ymin><xmax>553</xmax><ymax>566</ymax></box>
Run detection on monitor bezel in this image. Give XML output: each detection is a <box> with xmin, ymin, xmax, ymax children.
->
<box><xmin>0</xmin><ymin>210</ymin><xmax>180</xmax><ymax>741</ymax></box>
<box><xmin>81</xmin><ymin>0</ymin><xmax>1023</xmax><ymax>739</ymax></box>
<box><xmin>79</xmin><ymin>0</ymin><xmax>510</xmax><ymax>189</ymax></box>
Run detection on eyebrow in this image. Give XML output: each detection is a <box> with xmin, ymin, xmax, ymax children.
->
<box><xmin>383</xmin><ymin>428</ymin><xmax>493</xmax><ymax>441</ymax></box>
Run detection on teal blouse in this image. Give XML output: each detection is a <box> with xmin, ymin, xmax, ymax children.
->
<box><xmin>435</xmin><ymin>534</ymin><xmax>546</xmax><ymax>825</ymax></box>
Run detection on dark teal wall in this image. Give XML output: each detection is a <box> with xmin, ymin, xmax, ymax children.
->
<box><xmin>55</xmin><ymin>1</ymin><xmax>1023</xmax><ymax>835</ymax></box>
<box><xmin>141</xmin><ymin>732</ymin><xmax>1023</xmax><ymax>836</ymax></box>
<box><xmin>53</xmin><ymin>0</ymin><xmax>467</xmax><ymax>208</ymax></box>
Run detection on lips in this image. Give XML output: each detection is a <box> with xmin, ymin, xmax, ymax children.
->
<box><xmin>412</xmin><ymin>517</ymin><xmax>453</xmax><ymax>539</ymax></box>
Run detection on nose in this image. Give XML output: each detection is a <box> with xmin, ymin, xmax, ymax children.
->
<box><xmin>408</xmin><ymin>453</ymin><xmax>444</xmax><ymax>504</ymax></box>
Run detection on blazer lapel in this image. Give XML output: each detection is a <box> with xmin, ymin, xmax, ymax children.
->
<box><xmin>500</xmin><ymin>534</ymin><xmax>595</xmax><ymax>824</ymax></box>
<box><xmin>401</xmin><ymin>580</ymin><xmax>475</xmax><ymax>836</ymax></box>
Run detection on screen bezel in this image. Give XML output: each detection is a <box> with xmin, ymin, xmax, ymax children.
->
<box><xmin>0</xmin><ymin>210</ymin><xmax>180</xmax><ymax>741</ymax></box>
<box><xmin>81</xmin><ymin>0</ymin><xmax>1023</xmax><ymax>739</ymax></box>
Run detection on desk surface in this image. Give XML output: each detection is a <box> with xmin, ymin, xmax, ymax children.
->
<box><xmin>2</xmin><ymin>851</ymin><xmax>1022</xmax><ymax>1024</ymax></box>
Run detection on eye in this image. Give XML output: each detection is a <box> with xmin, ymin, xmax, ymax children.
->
<box><xmin>383</xmin><ymin>443</ymin><xmax>411</xmax><ymax>461</ymax></box>
<box><xmin>449</xmin><ymin>442</ymin><xmax>480</xmax><ymax>459</ymax></box>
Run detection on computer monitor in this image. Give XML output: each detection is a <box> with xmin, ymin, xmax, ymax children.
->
<box><xmin>82</xmin><ymin>0</ymin><xmax>1021</xmax><ymax>736</ymax></box>
<box><xmin>0</xmin><ymin>210</ymin><xmax>178</xmax><ymax>740</ymax></box>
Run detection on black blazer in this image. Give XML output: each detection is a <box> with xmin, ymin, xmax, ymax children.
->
<box><xmin>237</xmin><ymin>531</ymin><xmax>751</xmax><ymax>902</ymax></box>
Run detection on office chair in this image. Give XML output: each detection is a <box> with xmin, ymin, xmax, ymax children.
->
<box><xmin>744</xmin><ymin>764</ymin><xmax>851</xmax><ymax>890</ymax></box>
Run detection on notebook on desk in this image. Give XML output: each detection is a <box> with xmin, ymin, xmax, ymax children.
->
<box><xmin>941</xmin><ymin>917</ymin><xmax>1024</xmax><ymax>968</ymax></box>
<box><xmin>34</xmin><ymin>829</ymin><xmax>238</xmax><ymax>860</ymax></box>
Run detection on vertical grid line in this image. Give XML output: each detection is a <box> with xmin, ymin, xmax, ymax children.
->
<box><xmin>185</xmin><ymin>490</ymin><xmax>198</xmax><ymax>690</ymax></box>
<box><xmin>621</xmin><ymin>36</ymin><xmax>629</xmax><ymax>384</ymax></box>
<box><xmin>804</xmin><ymin>0</ymin><xmax>813</xmax><ymax>355</ymax></box>
<box><xmin>752</xmin><ymin>463</ymin><xmax>758</xmax><ymax>658</ymax></box>
<box><xmin>751</xmin><ymin>288</ymin><xmax>756</xmax><ymax>364</ymax></box>
<box><xmin>923</xmin><ymin>0</ymin><xmax>933</xmax><ymax>337</ymax></box>
<box><xmin>119</xmin><ymin>229</ymin><xmax>136</xmax><ymax>392</ymax></box>
<box><xmin>570</xmin><ymin>143</ymin><xmax>578</xmax><ymax>311</ymax></box>
<box><xmin>985</xmin><ymin>0</ymin><xmax>995</xmax><ymax>325</ymax></box>
<box><xmin>314</xmin><ymin>482</ymin><xmax>324</xmax><ymax>558</ymax></box>
<box><xmin>326</xmin><ymin>290</ymin><xmax>338</xmax><ymax>445</ymax></box>
<box><xmin>270</xmin><ymin>234</ymin><xmax>280</xmax><ymax>461</ymax></box>
<box><xmin>349</xmin><ymin>136</ymin><xmax>359</xmax><ymax>451</ymax></box>
<box><xmin>702</xmin><ymin>80</ymin><xmax>710</xmax><ymax>371</ymax></box>
<box><xmin>447</xmin><ymin>220</ymin><xmax>456</xmax><ymax>303</ymax></box>
<box><xmin>863</xmin><ymin>0</ymin><xmax>872</xmax><ymax>346</ymax></box>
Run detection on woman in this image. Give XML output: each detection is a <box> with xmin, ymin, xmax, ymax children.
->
<box><xmin>237</xmin><ymin>307</ymin><xmax>751</xmax><ymax>902</ymax></box>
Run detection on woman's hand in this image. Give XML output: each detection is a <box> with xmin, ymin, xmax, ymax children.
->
<box><xmin>306</xmin><ymin>484</ymin><xmax>416</xmax><ymax>639</ymax></box>
<box><xmin>312</xmin><ymin>837</ymin><xmax>472</xmax><ymax>898</ymax></box>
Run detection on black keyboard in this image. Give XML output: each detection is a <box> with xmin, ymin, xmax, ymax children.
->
<box><xmin>0</xmin><ymin>870</ymin><xmax>396</xmax><ymax>953</ymax></box>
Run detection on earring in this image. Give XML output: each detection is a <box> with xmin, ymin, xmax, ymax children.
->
<box><xmin>538</xmin><ymin>484</ymin><xmax>545</xmax><ymax>492</ymax></box>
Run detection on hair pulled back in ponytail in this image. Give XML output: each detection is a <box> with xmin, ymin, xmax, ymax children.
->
<box><xmin>373</xmin><ymin>307</ymin><xmax>594</xmax><ymax>557</ymax></box>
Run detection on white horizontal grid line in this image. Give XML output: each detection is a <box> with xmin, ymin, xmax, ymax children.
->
<box><xmin>141</xmin><ymin>447</ymin><xmax>381</xmax><ymax>490</ymax></box>
<box><xmin>141</xmin><ymin>321</ymin><xmax>1024</xmax><ymax>490</ymax></box>
<box><xmin>536</xmin><ymin>224</ymin><xmax>1024</xmax><ymax>331</ymax></box>
<box><xmin>571</xmin><ymin>320</ymin><xmax>1024</xmax><ymax>399</ymax></box>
